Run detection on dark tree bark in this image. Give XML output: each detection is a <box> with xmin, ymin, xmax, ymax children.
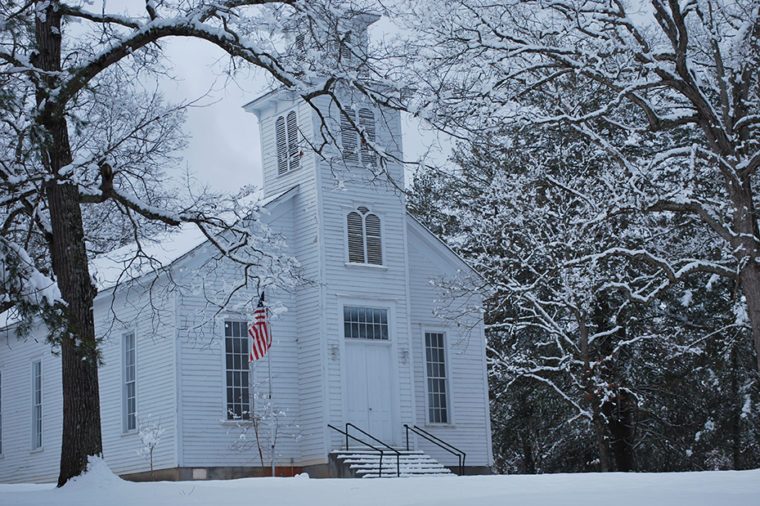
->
<box><xmin>34</xmin><ymin>0</ymin><xmax>103</xmax><ymax>487</ymax></box>
<box><xmin>730</xmin><ymin>345</ymin><xmax>742</xmax><ymax>469</ymax></box>
<box><xmin>602</xmin><ymin>390</ymin><xmax>637</xmax><ymax>472</ymax></box>
<box><xmin>579</xmin><ymin>316</ymin><xmax>612</xmax><ymax>472</ymax></box>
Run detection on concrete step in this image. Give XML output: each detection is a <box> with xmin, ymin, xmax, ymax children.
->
<box><xmin>330</xmin><ymin>447</ymin><xmax>455</xmax><ymax>478</ymax></box>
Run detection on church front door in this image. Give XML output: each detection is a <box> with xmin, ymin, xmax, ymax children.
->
<box><xmin>345</xmin><ymin>340</ymin><xmax>394</xmax><ymax>444</ymax></box>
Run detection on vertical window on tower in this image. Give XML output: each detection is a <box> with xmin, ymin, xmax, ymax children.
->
<box><xmin>346</xmin><ymin>207</ymin><xmax>382</xmax><ymax>265</ymax></box>
<box><xmin>275</xmin><ymin>110</ymin><xmax>300</xmax><ymax>175</ymax></box>
<box><xmin>341</xmin><ymin>107</ymin><xmax>358</xmax><ymax>164</ymax></box>
<box><xmin>31</xmin><ymin>360</ymin><xmax>42</xmax><ymax>449</ymax></box>
<box><xmin>225</xmin><ymin>321</ymin><xmax>250</xmax><ymax>420</ymax></box>
<box><xmin>341</xmin><ymin>107</ymin><xmax>376</xmax><ymax>167</ymax></box>
<box><xmin>123</xmin><ymin>332</ymin><xmax>136</xmax><ymax>432</ymax></box>
<box><xmin>358</xmin><ymin>108</ymin><xmax>376</xmax><ymax>166</ymax></box>
<box><xmin>425</xmin><ymin>332</ymin><xmax>449</xmax><ymax>424</ymax></box>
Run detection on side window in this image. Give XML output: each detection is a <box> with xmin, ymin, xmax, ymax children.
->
<box><xmin>31</xmin><ymin>360</ymin><xmax>42</xmax><ymax>449</ymax></box>
<box><xmin>425</xmin><ymin>332</ymin><xmax>449</xmax><ymax>424</ymax></box>
<box><xmin>123</xmin><ymin>332</ymin><xmax>136</xmax><ymax>432</ymax></box>
<box><xmin>275</xmin><ymin>110</ymin><xmax>300</xmax><ymax>175</ymax></box>
<box><xmin>225</xmin><ymin>321</ymin><xmax>250</xmax><ymax>420</ymax></box>
<box><xmin>346</xmin><ymin>207</ymin><xmax>382</xmax><ymax>265</ymax></box>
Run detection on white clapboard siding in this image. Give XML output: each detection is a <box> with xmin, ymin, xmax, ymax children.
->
<box><xmin>1</xmin><ymin>76</ymin><xmax>493</xmax><ymax>484</ymax></box>
<box><xmin>95</xmin><ymin>277</ymin><xmax>178</xmax><ymax>476</ymax></box>
<box><xmin>174</xmin><ymin>196</ymin><xmax>303</xmax><ymax>467</ymax></box>
<box><xmin>312</xmin><ymin>91</ymin><xmax>415</xmax><ymax>450</ymax></box>
<box><xmin>406</xmin><ymin>217</ymin><xmax>493</xmax><ymax>468</ymax></box>
<box><xmin>0</xmin><ymin>275</ymin><xmax>179</xmax><ymax>483</ymax></box>
<box><xmin>0</xmin><ymin>320</ymin><xmax>63</xmax><ymax>483</ymax></box>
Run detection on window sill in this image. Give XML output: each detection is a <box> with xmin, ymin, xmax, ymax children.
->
<box><xmin>121</xmin><ymin>429</ymin><xmax>138</xmax><ymax>437</ymax></box>
<box><xmin>424</xmin><ymin>422</ymin><xmax>455</xmax><ymax>429</ymax></box>
<box><xmin>220</xmin><ymin>419</ymin><xmax>253</xmax><ymax>426</ymax></box>
<box><xmin>344</xmin><ymin>262</ymin><xmax>388</xmax><ymax>270</ymax></box>
<box><xmin>30</xmin><ymin>447</ymin><xmax>44</xmax><ymax>454</ymax></box>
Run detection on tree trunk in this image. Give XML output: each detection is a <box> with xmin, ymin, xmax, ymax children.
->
<box><xmin>728</xmin><ymin>175</ymin><xmax>760</xmax><ymax>371</ymax></box>
<box><xmin>730</xmin><ymin>344</ymin><xmax>742</xmax><ymax>469</ymax></box>
<box><xmin>34</xmin><ymin>0</ymin><xmax>103</xmax><ymax>487</ymax></box>
<box><xmin>578</xmin><ymin>314</ymin><xmax>612</xmax><ymax>472</ymax></box>
<box><xmin>520</xmin><ymin>434</ymin><xmax>536</xmax><ymax>474</ymax></box>
<box><xmin>50</xmin><ymin>181</ymin><xmax>103</xmax><ymax>487</ymax></box>
<box><xmin>739</xmin><ymin>264</ymin><xmax>760</xmax><ymax>372</ymax></box>
<box><xmin>603</xmin><ymin>390</ymin><xmax>637</xmax><ymax>472</ymax></box>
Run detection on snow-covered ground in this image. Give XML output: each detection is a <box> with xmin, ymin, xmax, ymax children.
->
<box><xmin>1</xmin><ymin>459</ymin><xmax>758</xmax><ymax>506</ymax></box>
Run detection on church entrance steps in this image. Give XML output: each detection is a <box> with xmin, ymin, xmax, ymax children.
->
<box><xmin>329</xmin><ymin>450</ymin><xmax>454</xmax><ymax>478</ymax></box>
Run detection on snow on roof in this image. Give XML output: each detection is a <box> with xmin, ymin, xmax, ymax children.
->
<box><xmin>93</xmin><ymin>186</ymin><xmax>298</xmax><ymax>291</ymax></box>
<box><xmin>0</xmin><ymin>187</ymin><xmax>298</xmax><ymax>329</ymax></box>
<box><xmin>91</xmin><ymin>222</ymin><xmax>208</xmax><ymax>291</ymax></box>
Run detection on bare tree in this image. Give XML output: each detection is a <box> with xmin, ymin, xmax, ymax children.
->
<box><xmin>397</xmin><ymin>0</ymin><xmax>760</xmax><ymax>368</ymax></box>
<box><xmin>137</xmin><ymin>415</ymin><xmax>165</xmax><ymax>478</ymax></box>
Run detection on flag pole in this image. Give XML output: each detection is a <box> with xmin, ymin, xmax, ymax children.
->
<box><xmin>267</xmin><ymin>301</ymin><xmax>275</xmax><ymax>478</ymax></box>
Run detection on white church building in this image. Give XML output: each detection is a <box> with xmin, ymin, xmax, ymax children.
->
<box><xmin>0</xmin><ymin>17</ymin><xmax>492</xmax><ymax>482</ymax></box>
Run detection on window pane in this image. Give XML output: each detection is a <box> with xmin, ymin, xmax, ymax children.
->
<box><xmin>343</xmin><ymin>307</ymin><xmax>389</xmax><ymax>340</ymax></box>
<box><xmin>425</xmin><ymin>333</ymin><xmax>449</xmax><ymax>424</ymax></box>
<box><xmin>224</xmin><ymin>322</ymin><xmax>251</xmax><ymax>419</ymax></box>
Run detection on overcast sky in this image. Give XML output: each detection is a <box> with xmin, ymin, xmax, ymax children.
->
<box><xmin>98</xmin><ymin>2</ymin><xmax>451</xmax><ymax>195</ymax></box>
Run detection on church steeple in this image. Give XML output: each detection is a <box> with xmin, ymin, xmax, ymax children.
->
<box><xmin>292</xmin><ymin>11</ymin><xmax>380</xmax><ymax>76</ymax></box>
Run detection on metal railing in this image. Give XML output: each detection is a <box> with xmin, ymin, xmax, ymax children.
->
<box><xmin>404</xmin><ymin>424</ymin><xmax>466</xmax><ymax>475</ymax></box>
<box><xmin>327</xmin><ymin>423</ymin><xmax>401</xmax><ymax>477</ymax></box>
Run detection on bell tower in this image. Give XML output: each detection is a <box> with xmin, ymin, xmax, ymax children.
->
<box><xmin>244</xmin><ymin>12</ymin><xmax>413</xmax><ymax>451</ymax></box>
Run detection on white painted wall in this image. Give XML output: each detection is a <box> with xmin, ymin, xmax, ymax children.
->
<box><xmin>0</xmin><ymin>276</ymin><xmax>179</xmax><ymax>483</ymax></box>
<box><xmin>406</xmin><ymin>218</ymin><xmax>493</xmax><ymax>468</ymax></box>
<box><xmin>174</xmin><ymin>195</ymin><xmax>305</xmax><ymax>468</ymax></box>
<box><xmin>0</xmin><ymin>81</ymin><xmax>493</xmax><ymax>483</ymax></box>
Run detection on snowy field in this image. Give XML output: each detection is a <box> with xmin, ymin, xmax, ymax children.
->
<box><xmin>0</xmin><ymin>460</ymin><xmax>758</xmax><ymax>506</ymax></box>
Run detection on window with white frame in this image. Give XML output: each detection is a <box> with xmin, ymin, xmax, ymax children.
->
<box><xmin>225</xmin><ymin>320</ymin><xmax>250</xmax><ymax>420</ymax></box>
<box><xmin>31</xmin><ymin>360</ymin><xmax>42</xmax><ymax>449</ymax></box>
<box><xmin>344</xmin><ymin>306</ymin><xmax>389</xmax><ymax>340</ymax></box>
<box><xmin>424</xmin><ymin>332</ymin><xmax>449</xmax><ymax>424</ymax></box>
<box><xmin>346</xmin><ymin>206</ymin><xmax>382</xmax><ymax>265</ymax></box>
<box><xmin>123</xmin><ymin>332</ymin><xmax>136</xmax><ymax>432</ymax></box>
<box><xmin>341</xmin><ymin>106</ymin><xmax>376</xmax><ymax>166</ymax></box>
<box><xmin>275</xmin><ymin>110</ymin><xmax>300</xmax><ymax>175</ymax></box>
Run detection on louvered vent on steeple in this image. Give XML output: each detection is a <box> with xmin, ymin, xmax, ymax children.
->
<box><xmin>275</xmin><ymin>110</ymin><xmax>300</xmax><ymax>175</ymax></box>
<box><xmin>346</xmin><ymin>207</ymin><xmax>382</xmax><ymax>266</ymax></box>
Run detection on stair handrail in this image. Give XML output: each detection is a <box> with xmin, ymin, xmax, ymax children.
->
<box><xmin>327</xmin><ymin>424</ymin><xmax>387</xmax><ymax>477</ymax></box>
<box><xmin>345</xmin><ymin>423</ymin><xmax>401</xmax><ymax>477</ymax></box>
<box><xmin>404</xmin><ymin>424</ymin><xmax>466</xmax><ymax>475</ymax></box>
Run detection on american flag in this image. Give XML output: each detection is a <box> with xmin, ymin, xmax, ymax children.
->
<box><xmin>248</xmin><ymin>293</ymin><xmax>272</xmax><ymax>362</ymax></box>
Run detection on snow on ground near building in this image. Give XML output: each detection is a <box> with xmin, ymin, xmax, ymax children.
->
<box><xmin>0</xmin><ymin>459</ymin><xmax>758</xmax><ymax>506</ymax></box>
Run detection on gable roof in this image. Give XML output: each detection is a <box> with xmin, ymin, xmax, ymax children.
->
<box><xmin>94</xmin><ymin>185</ymin><xmax>299</xmax><ymax>292</ymax></box>
<box><xmin>0</xmin><ymin>187</ymin><xmax>300</xmax><ymax>330</ymax></box>
<box><xmin>406</xmin><ymin>213</ymin><xmax>485</xmax><ymax>281</ymax></box>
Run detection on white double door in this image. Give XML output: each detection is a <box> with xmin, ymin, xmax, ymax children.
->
<box><xmin>345</xmin><ymin>341</ymin><xmax>395</xmax><ymax>443</ymax></box>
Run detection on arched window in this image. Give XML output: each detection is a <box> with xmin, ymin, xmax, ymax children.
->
<box><xmin>347</xmin><ymin>207</ymin><xmax>382</xmax><ymax>265</ymax></box>
<box><xmin>341</xmin><ymin>107</ymin><xmax>376</xmax><ymax>167</ymax></box>
<box><xmin>275</xmin><ymin>110</ymin><xmax>300</xmax><ymax>175</ymax></box>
